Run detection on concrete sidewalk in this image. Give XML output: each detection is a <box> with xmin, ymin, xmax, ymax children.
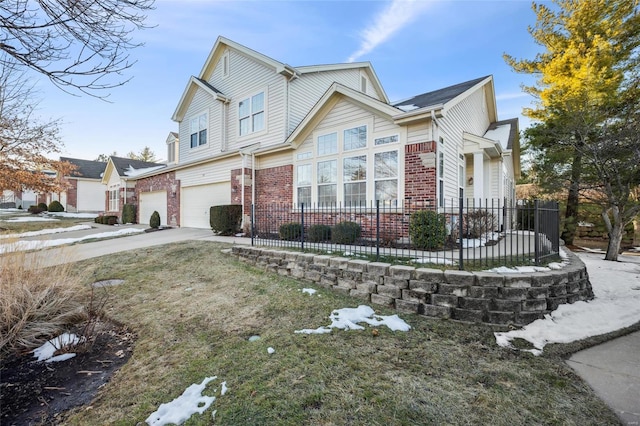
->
<box><xmin>567</xmin><ymin>331</ymin><xmax>640</xmax><ymax>425</ymax></box>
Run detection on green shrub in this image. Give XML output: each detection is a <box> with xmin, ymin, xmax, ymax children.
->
<box><xmin>279</xmin><ymin>222</ymin><xmax>302</xmax><ymax>241</ymax></box>
<box><xmin>37</xmin><ymin>202</ymin><xmax>48</xmax><ymax>211</ymax></box>
<box><xmin>150</xmin><ymin>211</ymin><xmax>161</xmax><ymax>229</ymax></box>
<box><xmin>106</xmin><ymin>215</ymin><xmax>118</xmax><ymax>225</ymax></box>
<box><xmin>48</xmin><ymin>200</ymin><xmax>64</xmax><ymax>212</ymax></box>
<box><xmin>209</xmin><ymin>205</ymin><xmax>242</xmax><ymax>235</ymax></box>
<box><xmin>409</xmin><ymin>210</ymin><xmax>447</xmax><ymax>250</ymax></box>
<box><xmin>122</xmin><ymin>204</ymin><xmax>137</xmax><ymax>224</ymax></box>
<box><xmin>307</xmin><ymin>224</ymin><xmax>332</xmax><ymax>242</ymax></box>
<box><xmin>94</xmin><ymin>216</ymin><xmax>101</xmax><ymax>224</ymax></box>
<box><xmin>465</xmin><ymin>210</ymin><xmax>496</xmax><ymax>238</ymax></box>
<box><xmin>28</xmin><ymin>206</ymin><xmax>44</xmax><ymax>214</ymax></box>
<box><xmin>331</xmin><ymin>221</ymin><xmax>361</xmax><ymax>244</ymax></box>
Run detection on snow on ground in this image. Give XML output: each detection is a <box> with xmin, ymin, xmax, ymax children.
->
<box><xmin>301</xmin><ymin>288</ymin><xmax>317</xmax><ymax>295</ymax></box>
<box><xmin>495</xmin><ymin>251</ymin><xmax>640</xmax><ymax>355</ymax></box>
<box><xmin>146</xmin><ymin>376</ymin><xmax>228</xmax><ymax>426</ymax></box>
<box><xmin>45</xmin><ymin>212</ymin><xmax>99</xmax><ymax>219</ymax></box>
<box><xmin>32</xmin><ymin>333</ymin><xmax>83</xmax><ymax>363</ymax></box>
<box><xmin>1</xmin><ymin>216</ymin><xmax>59</xmax><ymax>222</ymax></box>
<box><xmin>0</xmin><ymin>228</ymin><xmax>145</xmax><ymax>253</ymax></box>
<box><xmin>295</xmin><ymin>305</ymin><xmax>411</xmax><ymax>334</ymax></box>
<box><xmin>0</xmin><ymin>224</ymin><xmax>92</xmax><ymax>240</ymax></box>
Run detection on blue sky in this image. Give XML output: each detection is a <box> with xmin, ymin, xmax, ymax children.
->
<box><xmin>34</xmin><ymin>0</ymin><xmax>543</xmax><ymax>162</ymax></box>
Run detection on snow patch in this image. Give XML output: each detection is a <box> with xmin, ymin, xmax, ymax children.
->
<box><xmin>301</xmin><ymin>288</ymin><xmax>317</xmax><ymax>295</ymax></box>
<box><xmin>0</xmin><ymin>228</ymin><xmax>145</xmax><ymax>254</ymax></box>
<box><xmin>32</xmin><ymin>333</ymin><xmax>83</xmax><ymax>362</ymax></box>
<box><xmin>0</xmin><ymin>224</ymin><xmax>92</xmax><ymax>240</ymax></box>
<box><xmin>145</xmin><ymin>376</ymin><xmax>217</xmax><ymax>426</ymax></box>
<box><xmin>295</xmin><ymin>305</ymin><xmax>411</xmax><ymax>334</ymax></box>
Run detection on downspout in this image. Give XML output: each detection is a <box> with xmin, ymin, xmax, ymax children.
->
<box><xmin>241</xmin><ymin>153</ymin><xmax>246</xmax><ymax>221</ymax></box>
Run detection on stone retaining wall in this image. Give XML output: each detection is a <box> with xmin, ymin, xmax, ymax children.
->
<box><xmin>230</xmin><ymin>246</ymin><xmax>594</xmax><ymax>326</ymax></box>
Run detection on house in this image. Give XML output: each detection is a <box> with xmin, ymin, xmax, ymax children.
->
<box><xmin>101</xmin><ymin>156</ymin><xmax>166</xmax><ymax>223</ymax></box>
<box><xmin>128</xmin><ymin>36</ymin><xmax>520</xmax><ymax>229</ymax></box>
<box><xmin>43</xmin><ymin>157</ymin><xmax>108</xmax><ymax>213</ymax></box>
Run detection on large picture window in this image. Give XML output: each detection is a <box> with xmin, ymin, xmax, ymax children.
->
<box><xmin>344</xmin><ymin>155</ymin><xmax>366</xmax><ymax>206</ymax></box>
<box><xmin>317</xmin><ymin>132</ymin><xmax>337</xmax><ymax>156</ymax></box>
<box><xmin>239</xmin><ymin>92</ymin><xmax>265</xmax><ymax>136</ymax></box>
<box><xmin>190</xmin><ymin>113</ymin><xmax>207</xmax><ymax>148</ymax></box>
<box><xmin>344</xmin><ymin>125</ymin><xmax>367</xmax><ymax>151</ymax></box>
<box><xmin>297</xmin><ymin>164</ymin><xmax>312</xmax><ymax>206</ymax></box>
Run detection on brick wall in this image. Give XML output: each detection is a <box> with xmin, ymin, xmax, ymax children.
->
<box><xmin>231</xmin><ymin>246</ymin><xmax>594</xmax><ymax>327</ymax></box>
<box><xmin>135</xmin><ymin>172</ymin><xmax>180</xmax><ymax>226</ymax></box>
<box><xmin>255</xmin><ymin>165</ymin><xmax>293</xmax><ymax>205</ymax></box>
<box><xmin>404</xmin><ymin>141</ymin><xmax>437</xmax><ymax>203</ymax></box>
<box><xmin>231</xmin><ymin>168</ymin><xmax>253</xmax><ymax>216</ymax></box>
<box><xmin>65</xmin><ymin>178</ymin><xmax>78</xmax><ymax>212</ymax></box>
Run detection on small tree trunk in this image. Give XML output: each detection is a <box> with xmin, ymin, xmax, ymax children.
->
<box><xmin>562</xmin><ymin>151</ymin><xmax>582</xmax><ymax>245</ymax></box>
<box><xmin>602</xmin><ymin>206</ymin><xmax>622</xmax><ymax>261</ymax></box>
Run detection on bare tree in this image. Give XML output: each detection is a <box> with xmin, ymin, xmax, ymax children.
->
<box><xmin>0</xmin><ymin>55</ymin><xmax>74</xmax><ymax>194</ymax></box>
<box><xmin>0</xmin><ymin>0</ymin><xmax>154</xmax><ymax>97</ymax></box>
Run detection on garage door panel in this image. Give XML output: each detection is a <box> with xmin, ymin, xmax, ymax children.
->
<box><xmin>140</xmin><ymin>191</ymin><xmax>167</xmax><ymax>225</ymax></box>
<box><xmin>181</xmin><ymin>182</ymin><xmax>231</xmax><ymax>229</ymax></box>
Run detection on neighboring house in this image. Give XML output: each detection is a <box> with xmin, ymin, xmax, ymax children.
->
<box><xmin>101</xmin><ymin>156</ymin><xmax>166</xmax><ymax>223</ymax></box>
<box><xmin>128</xmin><ymin>36</ymin><xmax>520</xmax><ymax>229</ymax></box>
<box><xmin>45</xmin><ymin>157</ymin><xmax>108</xmax><ymax>213</ymax></box>
<box><xmin>1</xmin><ymin>189</ymin><xmax>37</xmax><ymax>209</ymax></box>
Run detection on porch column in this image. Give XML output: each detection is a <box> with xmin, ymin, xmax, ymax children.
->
<box><xmin>473</xmin><ymin>151</ymin><xmax>484</xmax><ymax>202</ymax></box>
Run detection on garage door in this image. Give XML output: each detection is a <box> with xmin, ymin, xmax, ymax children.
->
<box><xmin>181</xmin><ymin>182</ymin><xmax>231</xmax><ymax>229</ymax></box>
<box><xmin>139</xmin><ymin>191</ymin><xmax>167</xmax><ymax>226</ymax></box>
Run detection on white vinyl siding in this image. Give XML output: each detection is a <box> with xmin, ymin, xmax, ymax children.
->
<box><xmin>175</xmin><ymin>157</ymin><xmax>241</xmax><ymax>187</ymax></box>
<box><xmin>76</xmin><ymin>180</ymin><xmax>107</xmax><ymax>212</ymax></box>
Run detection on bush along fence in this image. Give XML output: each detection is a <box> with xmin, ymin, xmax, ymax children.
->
<box><xmin>231</xmin><ymin>245</ymin><xmax>594</xmax><ymax>326</ymax></box>
<box><xmin>250</xmin><ymin>198</ymin><xmax>561</xmax><ymax>271</ymax></box>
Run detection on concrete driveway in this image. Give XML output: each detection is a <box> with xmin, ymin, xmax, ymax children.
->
<box><xmin>19</xmin><ymin>224</ymin><xmax>250</xmax><ymax>268</ymax></box>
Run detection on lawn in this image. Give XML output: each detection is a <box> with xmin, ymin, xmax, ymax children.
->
<box><xmin>54</xmin><ymin>240</ymin><xmax>618</xmax><ymax>425</ymax></box>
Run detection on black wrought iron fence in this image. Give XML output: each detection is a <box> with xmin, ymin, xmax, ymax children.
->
<box><xmin>251</xmin><ymin>198</ymin><xmax>560</xmax><ymax>270</ymax></box>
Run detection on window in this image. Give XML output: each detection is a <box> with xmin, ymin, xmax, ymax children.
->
<box><xmin>109</xmin><ymin>189</ymin><xmax>118</xmax><ymax>211</ymax></box>
<box><xmin>239</xmin><ymin>92</ymin><xmax>264</xmax><ymax>136</ymax></box>
<box><xmin>317</xmin><ymin>132</ymin><xmax>337</xmax><ymax>156</ymax></box>
<box><xmin>297</xmin><ymin>164</ymin><xmax>311</xmax><ymax>207</ymax></box>
<box><xmin>344</xmin><ymin>125</ymin><xmax>367</xmax><ymax>151</ymax></box>
<box><xmin>344</xmin><ymin>155</ymin><xmax>366</xmax><ymax>206</ymax></box>
<box><xmin>374</xmin><ymin>135</ymin><xmax>398</xmax><ymax>145</ymax></box>
<box><xmin>297</xmin><ymin>151</ymin><xmax>312</xmax><ymax>160</ymax></box>
<box><xmin>375</xmin><ymin>151</ymin><xmax>398</xmax><ymax>206</ymax></box>
<box><xmin>459</xmin><ymin>164</ymin><xmax>465</xmax><ymax>198</ymax></box>
<box><xmin>190</xmin><ymin>113</ymin><xmax>207</xmax><ymax>148</ymax></box>
<box><xmin>317</xmin><ymin>160</ymin><xmax>337</xmax><ymax>206</ymax></box>
<box><xmin>167</xmin><ymin>142</ymin><xmax>175</xmax><ymax>163</ymax></box>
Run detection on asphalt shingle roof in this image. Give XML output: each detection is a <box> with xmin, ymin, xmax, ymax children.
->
<box><xmin>110</xmin><ymin>156</ymin><xmax>164</xmax><ymax>177</ymax></box>
<box><xmin>393</xmin><ymin>76</ymin><xmax>490</xmax><ymax>110</ymax></box>
<box><xmin>60</xmin><ymin>157</ymin><xmax>107</xmax><ymax>180</ymax></box>
<box><xmin>486</xmin><ymin>118</ymin><xmax>519</xmax><ymax>150</ymax></box>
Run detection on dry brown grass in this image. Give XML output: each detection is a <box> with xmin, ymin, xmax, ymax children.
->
<box><xmin>0</xmin><ymin>242</ymin><xmax>88</xmax><ymax>359</ymax></box>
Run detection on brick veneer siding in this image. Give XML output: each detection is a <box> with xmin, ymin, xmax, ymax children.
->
<box><xmin>64</xmin><ymin>178</ymin><xmax>78</xmax><ymax>212</ymax></box>
<box><xmin>231</xmin><ymin>168</ymin><xmax>253</xmax><ymax>216</ymax></box>
<box><xmin>231</xmin><ymin>246</ymin><xmax>594</xmax><ymax>327</ymax></box>
<box><xmin>404</xmin><ymin>141</ymin><xmax>437</xmax><ymax>203</ymax></box>
<box><xmin>255</xmin><ymin>165</ymin><xmax>293</xmax><ymax>205</ymax></box>
<box><xmin>135</xmin><ymin>172</ymin><xmax>180</xmax><ymax>226</ymax></box>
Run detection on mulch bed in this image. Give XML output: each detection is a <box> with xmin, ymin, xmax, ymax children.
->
<box><xmin>0</xmin><ymin>321</ymin><xmax>135</xmax><ymax>425</ymax></box>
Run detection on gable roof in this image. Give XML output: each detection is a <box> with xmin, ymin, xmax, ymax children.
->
<box><xmin>109</xmin><ymin>156</ymin><xmax>165</xmax><ymax>178</ymax></box>
<box><xmin>393</xmin><ymin>76</ymin><xmax>491</xmax><ymax>111</ymax></box>
<box><xmin>172</xmin><ymin>76</ymin><xmax>230</xmax><ymax>122</ymax></box>
<box><xmin>60</xmin><ymin>157</ymin><xmax>106</xmax><ymax>180</ymax></box>
<box><xmin>285</xmin><ymin>83</ymin><xmax>400</xmax><ymax>148</ymax></box>
<box><xmin>485</xmin><ymin>118</ymin><xmax>519</xmax><ymax>150</ymax></box>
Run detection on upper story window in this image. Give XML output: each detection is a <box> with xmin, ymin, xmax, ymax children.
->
<box><xmin>239</xmin><ymin>92</ymin><xmax>264</xmax><ymax>136</ymax></box>
<box><xmin>361</xmin><ymin>75</ymin><xmax>367</xmax><ymax>93</ymax></box>
<box><xmin>190</xmin><ymin>113</ymin><xmax>207</xmax><ymax>149</ymax></box>
<box><xmin>375</xmin><ymin>135</ymin><xmax>398</xmax><ymax>145</ymax></box>
<box><xmin>167</xmin><ymin>142</ymin><xmax>175</xmax><ymax>163</ymax></box>
<box><xmin>344</xmin><ymin>125</ymin><xmax>367</xmax><ymax>151</ymax></box>
<box><xmin>317</xmin><ymin>132</ymin><xmax>337</xmax><ymax>156</ymax></box>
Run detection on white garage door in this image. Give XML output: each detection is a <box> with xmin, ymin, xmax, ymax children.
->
<box><xmin>139</xmin><ymin>191</ymin><xmax>167</xmax><ymax>226</ymax></box>
<box><xmin>181</xmin><ymin>182</ymin><xmax>231</xmax><ymax>229</ymax></box>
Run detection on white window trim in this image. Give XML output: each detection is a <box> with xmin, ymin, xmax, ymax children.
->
<box><xmin>237</xmin><ymin>88</ymin><xmax>267</xmax><ymax>139</ymax></box>
<box><xmin>188</xmin><ymin>110</ymin><xmax>209</xmax><ymax>151</ymax></box>
<box><xmin>293</xmin><ymin>118</ymin><xmax>404</xmax><ymax>208</ymax></box>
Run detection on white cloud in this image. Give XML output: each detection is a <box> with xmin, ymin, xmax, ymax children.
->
<box><xmin>347</xmin><ymin>0</ymin><xmax>431</xmax><ymax>62</ymax></box>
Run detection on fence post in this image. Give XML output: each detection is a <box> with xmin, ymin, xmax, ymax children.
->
<box><xmin>251</xmin><ymin>204</ymin><xmax>255</xmax><ymax>246</ymax></box>
<box><xmin>458</xmin><ymin>197</ymin><xmax>464</xmax><ymax>270</ymax></box>
<box><xmin>534</xmin><ymin>199</ymin><xmax>540</xmax><ymax>265</ymax></box>
<box><xmin>376</xmin><ymin>200</ymin><xmax>380</xmax><ymax>262</ymax></box>
<box><xmin>301</xmin><ymin>202</ymin><xmax>305</xmax><ymax>252</ymax></box>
